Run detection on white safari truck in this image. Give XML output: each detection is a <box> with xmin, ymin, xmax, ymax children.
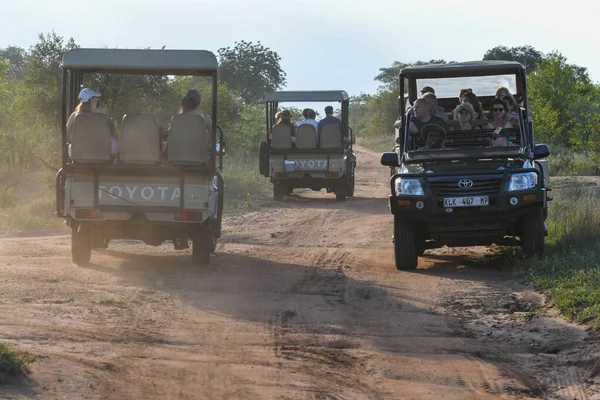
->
<box><xmin>56</xmin><ymin>49</ymin><xmax>225</xmax><ymax>265</ymax></box>
<box><xmin>259</xmin><ymin>91</ymin><xmax>356</xmax><ymax>201</ymax></box>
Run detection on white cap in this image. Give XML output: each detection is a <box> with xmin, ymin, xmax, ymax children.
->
<box><xmin>78</xmin><ymin>88</ymin><xmax>101</xmax><ymax>103</ymax></box>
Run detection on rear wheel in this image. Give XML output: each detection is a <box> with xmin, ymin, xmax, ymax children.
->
<box><xmin>192</xmin><ymin>232</ymin><xmax>211</xmax><ymax>266</ymax></box>
<box><xmin>71</xmin><ymin>222</ymin><xmax>91</xmax><ymax>265</ymax></box>
<box><xmin>335</xmin><ymin>178</ymin><xmax>347</xmax><ymax>202</ymax></box>
<box><xmin>393</xmin><ymin>215</ymin><xmax>418</xmax><ymax>270</ymax></box>
<box><xmin>523</xmin><ymin>208</ymin><xmax>545</xmax><ymax>258</ymax></box>
<box><xmin>347</xmin><ymin>174</ymin><xmax>355</xmax><ymax>197</ymax></box>
<box><xmin>273</xmin><ymin>183</ymin><xmax>285</xmax><ymax>201</ymax></box>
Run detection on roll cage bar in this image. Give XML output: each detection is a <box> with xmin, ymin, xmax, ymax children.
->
<box><xmin>397</xmin><ymin>61</ymin><xmax>534</xmax><ymax>157</ymax></box>
<box><xmin>59</xmin><ymin>48</ymin><xmax>220</xmax><ymax>171</ymax></box>
<box><xmin>264</xmin><ymin>90</ymin><xmax>351</xmax><ymax>142</ymax></box>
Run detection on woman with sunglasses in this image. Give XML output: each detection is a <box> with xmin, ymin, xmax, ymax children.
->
<box><xmin>489</xmin><ymin>98</ymin><xmax>513</xmax><ymax>129</ymax></box>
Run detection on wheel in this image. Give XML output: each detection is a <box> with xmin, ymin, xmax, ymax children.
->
<box><xmin>71</xmin><ymin>222</ymin><xmax>91</xmax><ymax>264</ymax></box>
<box><xmin>523</xmin><ymin>208</ymin><xmax>545</xmax><ymax>258</ymax></box>
<box><xmin>192</xmin><ymin>232</ymin><xmax>211</xmax><ymax>265</ymax></box>
<box><xmin>393</xmin><ymin>215</ymin><xmax>418</xmax><ymax>270</ymax></box>
<box><xmin>335</xmin><ymin>178</ymin><xmax>347</xmax><ymax>202</ymax></box>
<box><xmin>273</xmin><ymin>183</ymin><xmax>285</xmax><ymax>201</ymax></box>
<box><xmin>347</xmin><ymin>174</ymin><xmax>355</xmax><ymax>197</ymax></box>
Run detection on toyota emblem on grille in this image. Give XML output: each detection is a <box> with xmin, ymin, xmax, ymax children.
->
<box><xmin>458</xmin><ymin>179</ymin><xmax>474</xmax><ymax>188</ymax></box>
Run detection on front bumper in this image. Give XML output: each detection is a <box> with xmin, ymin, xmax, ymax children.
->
<box><xmin>387</xmin><ymin>170</ymin><xmax>547</xmax><ymax>245</ymax></box>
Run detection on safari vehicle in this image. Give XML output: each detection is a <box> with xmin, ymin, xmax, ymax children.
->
<box><xmin>381</xmin><ymin>61</ymin><xmax>551</xmax><ymax>270</ymax></box>
<box><xmin>259</xmin><ymin>91</ymin><xmax>356</xmax><ymax>201</ymax></box>
<box><xmin>56</xmin><ymin>48</ymin><xmax>225</xmax><ymax>265</ymax></box>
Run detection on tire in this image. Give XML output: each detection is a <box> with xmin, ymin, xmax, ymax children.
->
<box><xmin>347</xmin><ymin>174</ymin><xmax>355</xmax><ymax>197</ymax></box>
<box><xmin>71</xmin><ymin>222</ymin><xmax>91</xmax><ymax>264</ymax></box>
<box><xmin>335</xmin><ymin>192</ymin><xmax>347</xmax><ymax>202</ymax></box>
<box><xmin>273</xmin><ymin>183</ymin><xmax>285</xmax><ymax>201</ymax></box>
<box><xmin>523</xmin><ymin>208</ymin><xmax>545</xmax><ymax>258</ymax></box>
<box><xmin>335</xmin><ymin>178</ymin><xmax>347</xmax><ymax>202</ymax></box>
<box><xmin>393</xmin><ymin>215</ymin><xmax>418</xmax><ymax>270</ymax></box>
<box><xmin>192</xmin><ymin>232</ymin><xmax>211</xmax><ymax>266</ymax></box>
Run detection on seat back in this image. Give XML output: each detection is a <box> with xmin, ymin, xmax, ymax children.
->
<box><xmin>271</xmin><ymin>124</ymin><xmax>293</xmax><ymax>150</ymax></box>
<box><xmin>167</xmin><ymin>114</ymin><xmax>210</xmax><ymax>164</ymax></box>
<box><xmin>119</xmin><ymin>114</ymin><xmax>161</xmax><ymax>164</ymax></box>
<box><xmin>295</xmin><ymin>124</ymin><xmax>317</xmax><ymax>149</ymax></box>
<box><xmin>319</xmin><ymin>124</ymin><xmax>342</xmax><ymax>149</ymax></box>
<box><xmin>70</xmin><ymin>113</ymin><xmax>113</xmax><ymax>163</ymax></box>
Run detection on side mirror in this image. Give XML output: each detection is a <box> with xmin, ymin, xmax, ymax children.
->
<box><xmin>380</xmin><ymin>152</ymin><xmax>399</xmax><ymax>167</ymax></box>
<box><xmin>533</xmin><ymin>144</ymin><xmax>549</xmax><ymax>159</ymax></box>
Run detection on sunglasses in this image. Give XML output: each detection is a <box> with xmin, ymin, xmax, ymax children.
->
<box><xmin>492</xmin><ymin>108</ymin><xmax>505</xmax><ymax>112</ymax></box>
<box><xmin>458</xmin><ymin>110</ymin><xmax>471</xmax><ymax>115</ymax></box>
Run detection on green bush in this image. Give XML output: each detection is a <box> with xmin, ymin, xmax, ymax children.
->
<box><xmin>549</xmin><ymin>146</ymin><xmax>600</xmax><ymax>176</ymax></box>
<box><xmin>0</xmin><ymin>344</ymin><xmax>35</xmax><ymax>383</ymax></box>
<box><xmin>518</xmin><ymin>181</ymin><xmax>600</xmax><ymax>330</ymax></box>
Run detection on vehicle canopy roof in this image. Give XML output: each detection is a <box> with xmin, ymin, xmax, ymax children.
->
<box><xmin>61</xmin><ymin>48</ymin><xmax>218</xmax><ymax>75</ymax></box>
<box><xmin>400</xmin><ymin>60</ymin><xmax>525</xmax><ymax>79</ymax></box>
<box><xmin>265</xmin><ymin>91</ymin><xmax>349</xmax><ymax>102</ymax></box>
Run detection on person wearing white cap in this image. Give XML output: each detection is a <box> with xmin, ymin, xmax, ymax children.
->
<box><xmin>66</xmin><ymin>88</ymin><xmax>119</xmax><ymax>159</ymax></box>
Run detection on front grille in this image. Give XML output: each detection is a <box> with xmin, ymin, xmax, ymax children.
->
<box><xmin>428</xmin><ymin>176</ymin><xmax>503</xmax><ymax>196</ymax></box>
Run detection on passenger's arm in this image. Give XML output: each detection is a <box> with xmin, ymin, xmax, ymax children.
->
<box><xmin>66</xmin><ymin>112</ymin><xmax>76</xmax><ymax>141</ymax></box>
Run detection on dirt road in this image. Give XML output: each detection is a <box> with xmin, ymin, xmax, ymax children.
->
<box><xmin>1</xmin><ymin>147</ymin><xmax>599</xmax><ymax>399</ymax></box>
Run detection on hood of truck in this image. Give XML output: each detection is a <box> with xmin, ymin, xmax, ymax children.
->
<box><xmin>402</xmin><ymin>159</ymin><xmax>526</xmax><ymax>174</ymax></box>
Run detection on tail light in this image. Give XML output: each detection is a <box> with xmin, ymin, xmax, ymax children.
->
<box><xmin>75</xmin><ymin>209</ymin><xmax>103</xmax><ymax>219</ymax></box>
<box><xmin>178</xmin><ymin>211</ymin><xmax>203</xmax><ymax>221</ymax></box>
<box><xmin>325</xmin><ymin>172</ymin><xmax>339</xmax><ymax>178</ymax></box>
<box><xmin>274</xmin><ymin>172</ymin><xmax>289</xmax><ymax>178</ymax></box>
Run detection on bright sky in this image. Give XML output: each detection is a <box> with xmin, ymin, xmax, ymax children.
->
<box><xmin>3</xmin><ymin>0</ymin><xmax>599</xmax><ymax>100</ymax></box>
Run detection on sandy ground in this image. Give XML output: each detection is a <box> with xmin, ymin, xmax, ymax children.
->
<box><xmin>0</xmin><ymin>146</ymin><xmax>599</xmax><ymax>399</ymax></box>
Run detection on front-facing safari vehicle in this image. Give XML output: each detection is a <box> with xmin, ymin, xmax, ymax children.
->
<box><xmin>56</xmin><ymin>48</ymin><xmax>225</xmax><ymax>265</ymax></box>
<box><xmin>259</xmin><ymin>91</ymin><xmax>356</xmax><ymax>201</ymax></box>
<box><xmin>381</xmin><ymin>61</ymin><xmax>550</xmax><ymax>270</ymax></box>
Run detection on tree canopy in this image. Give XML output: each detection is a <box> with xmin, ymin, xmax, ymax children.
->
<box><xmin>482</xmin><ymin>45</ymin><xmax>544</xmax><ymax>74</ymax></box>
<box><xmin>217</xmin><ymin>40</ymin><xmax>286</xmax><ymax>104</ymax></box>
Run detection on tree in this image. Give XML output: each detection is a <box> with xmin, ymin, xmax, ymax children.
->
<box><xmin>483</xmin><ymin>45</ymin><xmax>544</xmax><ymax>74</ymax></box>
<box><xmin>349</xmin><ymin>93</ymin><xmax>373</xmax><ymax>138</ymax></box>
<box><xmin>217</xmin><ymin>41</ymin><xmax>286</xmax><ymax>104</ymax></box>
<box><xmin>528</xmin><ymin>52</ymin><xmax>593</xmax><ymax>147</ymax></box>
<box><xmin>375</xmin><ymin>60</ymin><xmax>451</xmax><ymax>91</ymax></box>
<box><xmin>23</xmin><ymin>31</ymin><xmax>78</xmax><ymax>130</ymax></box>
<box><xmin>0</xmin><ymin>46</ymin><xmax>27</xmax><ymax>80</ymax></box>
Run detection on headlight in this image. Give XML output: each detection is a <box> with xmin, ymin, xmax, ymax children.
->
<box><xmin>395</xmin><ymin>178</ymin><xmax>424</xmax><ymax>196</ymax></box>
<box><xmin>508</xmin><ymin>172</ymin><xmax>538</xmax><ymax>191</ymax></box>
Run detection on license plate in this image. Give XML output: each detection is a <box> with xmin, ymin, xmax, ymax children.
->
<box><xmin>443</xmin><ymin>196</ymin><xmax>489</xmax><ymax>207</ymax></box>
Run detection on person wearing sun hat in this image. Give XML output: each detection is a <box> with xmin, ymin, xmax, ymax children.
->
<box><xmin>66</xmin><ymin>88</ymin><xmax>103</xmax><ymax>139</ymax></box>
<box><xmin>66</xmin><ymin>88</ymin><xmax>119</xmax><ymax>159</ymax></box>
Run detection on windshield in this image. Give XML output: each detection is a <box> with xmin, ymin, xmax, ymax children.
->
<box><xmin>416</xmin><ymin>74</ymin><xmax>517</xmax><ymax>99</ymax></box>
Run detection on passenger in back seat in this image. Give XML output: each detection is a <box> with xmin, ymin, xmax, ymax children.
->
<box><xmin>179</xmin><ymin>89</ymin><xmax>212</xmax><ymax>130</ymax></box>
<box><xmin>318</xmin><ymin>106</ymin><xmax>341</xmax><ymax>130</ymax></box>
<box><xmin>295</xmin><ymin>109</ymin><xmax>319</xmax><ymax>141</ymax></box>
<box><xmin>66</xmin><ymin>88</ymin><xmax>119</xmax><ymax>160</ymax></box>
<box><xmin>273</xmin><ymin>109</ymin><xmax>296</xmax><ymax>142</ymax></box>
<box><xmin>461</xmin><ymin>92</ymin><xmax>486</xmax><ymax>120</ymax></box>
